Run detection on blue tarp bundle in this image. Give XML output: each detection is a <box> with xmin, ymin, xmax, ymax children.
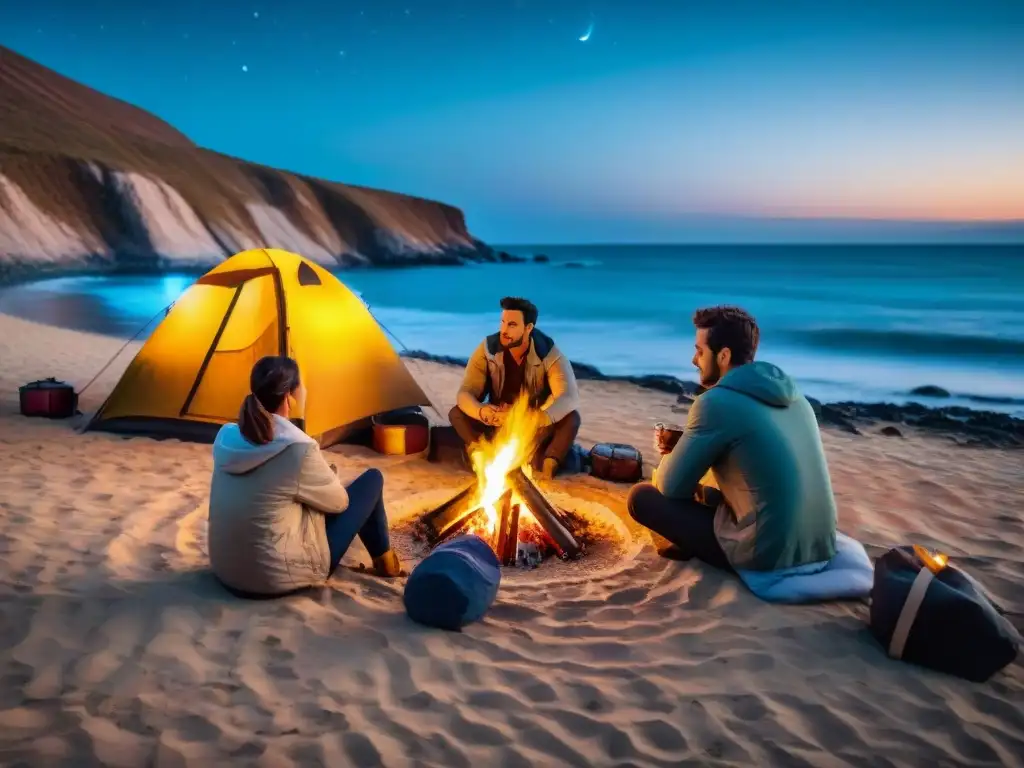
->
<box><xmin>403</xmin><ymin>534</ymin><xmax>502</xmax><ymax>630</ymax></box>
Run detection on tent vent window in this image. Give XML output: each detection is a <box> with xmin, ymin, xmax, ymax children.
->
<box><xmin>297</xmin><ymin>262</ymin><xmax>322</xmax><ymax>286</ymax></box>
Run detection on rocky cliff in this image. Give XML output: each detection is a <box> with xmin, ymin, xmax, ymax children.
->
<box><xmin>0</xmin><ymin>46</ymin><xmax>493</xmax><ymax>284</ymax></box>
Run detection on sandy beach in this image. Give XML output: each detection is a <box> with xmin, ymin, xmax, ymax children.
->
<box><xmin>1</xmin><ymin>310</ymin><xmax>1022</xmax><ymax>768</ymax></box>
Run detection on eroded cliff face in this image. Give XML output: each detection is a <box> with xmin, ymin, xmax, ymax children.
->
<box><xmin>0</xmin><ymin>46</ymin><xmax>492</xmax><ymax>284</ymax></box>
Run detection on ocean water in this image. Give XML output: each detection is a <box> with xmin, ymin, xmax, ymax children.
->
<box><xmin>1</xmin><ymin>244</ymin><xmax>1022</xmax><ymax>416</ymax></box>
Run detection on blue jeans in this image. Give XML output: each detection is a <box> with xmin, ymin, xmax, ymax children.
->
<box><xmin>324</xmin><ymin>468</ymin><xmax>391</xmax><ymax>574</ymax></box>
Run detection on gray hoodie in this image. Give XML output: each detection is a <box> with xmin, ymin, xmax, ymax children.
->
<box><xmin>208</xmin><ymin>415</ymin><xmax>350</xmax><ymax>595</ymax></box>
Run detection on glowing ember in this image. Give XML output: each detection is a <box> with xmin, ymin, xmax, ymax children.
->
<box><xmin>465</xmin><ymin>393</ymin><xmax>551</xmax><ymax>545</ymax></box>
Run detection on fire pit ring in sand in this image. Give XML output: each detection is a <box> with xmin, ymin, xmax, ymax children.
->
<box><xmin>389</xmin><ymin>484</ymin><xmax>639</xmax><ymax>583</ymax></box>
<box><xmin>407</xmin><ymin>393</ymin><xmax>636</xmax><ymax>569</ymax></box>
<box><xmin>415</xmin><ymin>466</ymin><xmax>585</xmax><ymax>566</ymax></box>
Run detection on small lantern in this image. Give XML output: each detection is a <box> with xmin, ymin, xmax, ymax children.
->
<box><xmin>913</xmin><ymin>544</ymin><xmax>949</xmax><ymax>574</ymax></box>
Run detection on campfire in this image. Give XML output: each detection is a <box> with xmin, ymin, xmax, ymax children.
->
<box><xmin>417</xmin><ymin>396</ymin><xmax>585</xmax><ymax>566</ymax></box>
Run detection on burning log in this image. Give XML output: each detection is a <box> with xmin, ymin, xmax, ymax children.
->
<box><xmin>419</xmin><ymin>481</ymin><xmax>476</xmax><ymax>543</ymax></box>
<box><xmin>435</xmin><ymin>506</ymin><xmax>485</xmax><ymax>546</ymax></box>
<box><xmin>507</xmin><ymin>467</ymin><xmax>582</xmax><ymax>559</ymax></box>
<box><xmin>496</xmin><ymin>501</ymin><xmax>521</xmax><ymax>566</ymax></box>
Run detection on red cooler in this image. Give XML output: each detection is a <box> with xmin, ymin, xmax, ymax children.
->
<box><xmin>19</xmin><ymin>378</ymin><xmax>79</xmax><ymax>419</ymax></box>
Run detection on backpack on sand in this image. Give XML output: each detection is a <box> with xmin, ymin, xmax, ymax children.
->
<box><xmin>869</xmin><ymin>545</ymin><xmax>1020</xmax><ymax>682</ymax></box>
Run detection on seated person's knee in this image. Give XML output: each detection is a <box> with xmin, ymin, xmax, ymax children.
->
<box><xmin>626</xmin><ymin>482</ymin><xmax>659</xmax><ymax>522</ymax></box>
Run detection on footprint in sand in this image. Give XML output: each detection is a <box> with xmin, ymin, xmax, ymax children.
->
<box><xmin>518</xmin><ymin>678</ymin><xmax>558</xmax><ymax>704</ymax></box>
<box><xmin>400</xmin><ymin>690</ymin><xmax>437</xmax><ymax>711</ymax></box>
<box><xmin>636</xmin><ymin>718</ymin><xmax>689</xmax><ymax>753</ymax></box>
<box><xmin>173</xmin><ymin>713</ymin><xmax>222</xmax><ymax>743</ymax></box>
<box><xmin>342</xmin><ymin>732</ymin><xmax>384</xmax><ymax>766</ymax></box>
<box><xmin>566</xmin><ymin>680</ymin><xmax>611</xmax><ymax>712</ymax></box>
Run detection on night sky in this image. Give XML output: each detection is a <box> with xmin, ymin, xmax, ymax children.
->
<box><xmin>2</xmin><ymin>0</ymin><xmax>1022</xmax><ymax>243</ymax></box>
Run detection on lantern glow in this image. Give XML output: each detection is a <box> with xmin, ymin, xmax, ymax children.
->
<box><xmin>913</xmin><ymin>544</ymin><xmax>949</xmax><ymax>574</ymax></box>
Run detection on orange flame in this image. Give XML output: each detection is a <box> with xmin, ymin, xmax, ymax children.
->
<box><xmin>467</xmin><ymin>393</ymin><xmax>550</xmax><ymax>539</ymax></box>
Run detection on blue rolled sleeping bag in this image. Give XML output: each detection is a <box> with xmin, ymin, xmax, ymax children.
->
<box><xmin>403</xmin><ymin>534</ymin><xmax>501</xmax><ymax>630</ymax></box>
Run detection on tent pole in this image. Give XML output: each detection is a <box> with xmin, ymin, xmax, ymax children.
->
<box><xmin>179</xmin><ymin>285</ymin><xmax>243</xmax><ymax>417</ymax></box>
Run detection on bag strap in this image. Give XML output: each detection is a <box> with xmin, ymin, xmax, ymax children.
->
<box><xmin>888</xmin><ymin>567</ymin><xmax>935</xmax><ymax>659</ymax></box>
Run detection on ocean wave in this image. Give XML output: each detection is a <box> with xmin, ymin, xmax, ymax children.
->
<box><xmin>794</xmin><ymin>328</ymin><xmax>1024</xmax><ymax>361</ymax></box>
<box><xmin>555</xmin><ymin>259</ymin><xmax>602</xmax><ymax>269</ymax></box>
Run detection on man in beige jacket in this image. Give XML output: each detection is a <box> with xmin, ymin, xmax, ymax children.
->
<box><xmin>448</xmin><ymin>296</ymin><xmax>582</xmax><ymax>478</ymax></box>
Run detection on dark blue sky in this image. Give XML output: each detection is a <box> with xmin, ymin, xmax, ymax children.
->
<box><xmin>2</xmin><ymin>0</ymin><xmax>1022</xmax><ymax>243</ymax></box>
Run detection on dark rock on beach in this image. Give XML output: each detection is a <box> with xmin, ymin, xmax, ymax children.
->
<box><xmin>402</xmin><ymin>351</ymin><xmax>470</xmax><ymax>368</ymax></box>
<box><xmin>532</xmin><ymin>254</ymin><xmax>550</xmax><ymax>263</ymax></box>
<box><xmin>567</xmin><ymin>363</ymin><xmax>705</xmax><ymax>397</ymax></box>
<box><xmin>909</xmin><ymin>385</ymin><xmax>951</xmax><ymax>399</ymax></box>
<box><xmin>568</xmin><ymin>361</ymin><xmax>604</xmax><ymax>379</ymax></box>
<box><xmin>817</xmin><ymin>400</ymin><xmax>1024</xmax><ymax>448</ymax></box>
<box><xmin>496</xmin><ymin>251</ymin><xmax>526</xmax><ymax>263</ymax></box>
<box><xmin>626</xmin><ymin>375</ymin><xmax>704</xmax><ymax>398</ymax></box>
<box><xmin>805</xmin><ymin>397</ymin><xmax>861</xmax><ymax>435</ymax></box>
<box><xmin>779</xmin><ymin>395</ymin><xmax>1021</xmax><ymax>447</ymax></box>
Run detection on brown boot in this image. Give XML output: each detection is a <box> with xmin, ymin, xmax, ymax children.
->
<box><xmin>371</xmin><ymin>549</ymin><xmax>405</xmax><ymax>578</ymax></box>
<box><xmin>540</xmin><ymin>457</ymin><xmax>559</xmax><ymax>480</ymax></box>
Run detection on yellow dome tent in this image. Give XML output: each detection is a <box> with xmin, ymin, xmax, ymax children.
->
<box><xmin>86</xmin><ymin>248</ymin><xmax>431</xmax><ymax>446</ymax></box>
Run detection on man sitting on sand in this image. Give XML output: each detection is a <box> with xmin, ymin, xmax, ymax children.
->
<box><xmin>448</xmin><ymin>296</ymin><xmax>582</xmax><ymax>479</ymax></box>
<box><xmin>628</xmin><ymin>305</ymin><xmax>838</xmax><ymax>574</ymax></box>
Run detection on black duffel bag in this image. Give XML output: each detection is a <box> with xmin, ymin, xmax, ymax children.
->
<box><xmin>869</xmin><ymin>545</ymin><xmax>1020</xmax><ymax>682</ymax></box>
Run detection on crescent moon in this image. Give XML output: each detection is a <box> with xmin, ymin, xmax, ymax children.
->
<box><xmin>579</xmin><ymin>22</ymin><xmax>593</xmax><ymax>42</ymax></box>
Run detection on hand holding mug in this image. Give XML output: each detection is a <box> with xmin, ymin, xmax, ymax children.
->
<box><xmin>654</xmin><ymin>422</ymin><xmax>683</xmax><ymax>455</ymax></box>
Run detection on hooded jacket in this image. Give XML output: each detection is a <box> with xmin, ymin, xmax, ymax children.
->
<box><xmin>455</xmin><ymin>328</ymin><xmax>580</xmax><ymax>424</ymax></box>
<box><xmin>208</xmin><ymin>414</ymin><xmax>350</xmax><ymax>595</ymax></box>
<box><xmin>654</xmin><ymin>361</ymin><xmax>837</xmax><ymax>571</ymax></box>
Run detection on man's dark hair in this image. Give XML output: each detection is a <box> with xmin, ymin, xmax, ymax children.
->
<box><xmin>500</xmin><ymin>296</ymin><xmax>538</xmax><ymax>327</ymax></box>
<box><xmin>693</xmin><ymin>305</ymin><xmax>760</xmax><ymax>366</ymax></box>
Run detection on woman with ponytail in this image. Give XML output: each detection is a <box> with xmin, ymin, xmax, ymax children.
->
<box><xmin>208</xmin><ymin>355</ymin><xmax>403</xmax><ymax>597</ymax></box>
